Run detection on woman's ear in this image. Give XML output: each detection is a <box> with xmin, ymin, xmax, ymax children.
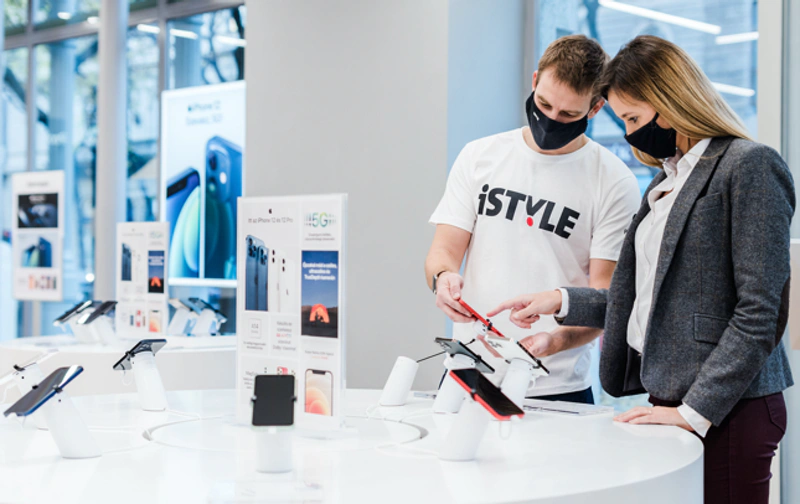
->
<box><xmin>655</xmin><ymin>113</ymin><xmax>672</xmax><ymax>130</ymax></box>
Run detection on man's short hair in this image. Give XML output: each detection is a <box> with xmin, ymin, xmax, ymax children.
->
<box><xmin>537</xmin><ymin>35</ymin><xmax>608</xmax><ymax>105</ymax></box>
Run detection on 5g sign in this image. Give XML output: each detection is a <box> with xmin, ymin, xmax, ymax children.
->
<box><xmin>305</xmin><ymin>212</ymin><xmax>336</xmax><ymax>228</ymax></box>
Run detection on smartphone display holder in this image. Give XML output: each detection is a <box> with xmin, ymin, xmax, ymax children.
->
<box><xmin>39</xmin><ymin>387</ymin><xmax>102</xmax><ymax>459</ymax></box>
<box><xmin>113</xmin><ymin>340</ymin><xmax>169</xmax><ymax>411</ymax></box>
<box><xmin>81</xmin><ymin>315</ymin><xmax>117</xmax><ymax>345</ymax></box>
<box><xmin>130</xmin><ymin>351</ymin><xmax>168</xmax><ymax>411</ymax></box>
<box><xmin>379</xmin><ymin>356</ymin><xmax>419</xmax><ymax>407</ymax></box>
<box><xmin>501</xmin><ymin>359</ymin><xmax>539</xmax><ymax>409</ymax></box>
<box><xmin>438</xmin><ymin>398</ymin><xmax>492</xmax><ymax>462</ymax></box>
<box><xmin>167</xmin><ymin>301</ymin><xmax>196</xmax><ymax>336</ymax></box>
<box><xmin>432</xmin><ymin>354</ymin><xmax>475</xmax><ymax>414</ymax></box>
<box><xmin>254</xmin><ymin>427</ymin><xmax>293</xmax><ymax>473</ymax></box>
<box><xmin>192</xmin><ymin>308</ymin><xmax>220</xmax><ymax>336</ymax></box>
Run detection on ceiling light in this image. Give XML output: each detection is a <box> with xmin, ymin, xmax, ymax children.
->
<box><xmin>598</xmin><ymin>0</ymin><xmax>721</xmax><ymax>35</ymax></box>
<box><xmin>57</xmin><ymin>11</ymin><xmax>72</xmax><ymax>20</ymax></box>
<box><xmin>715</xmin><ymin>31</ymin><xmax>759</xmax><ymax>45</ymax></box>
<box><xmin>711</xmin><ymin>82</ymin><xmax>755</xmax><ymax>97</ymax></box>
<box><xmin>214</xmin><ymin>35</ymin><xmax>246</xmax><ymax>47</ymax></box>
<box><xmin>137</xmin><ymin>24</ymin><xmax>160</xmax><ymax>34</ymax></box>
<box><xmin>171</xmin><ymin>28</ymin><xmax>199</xmax><ymax>40</ymax></box>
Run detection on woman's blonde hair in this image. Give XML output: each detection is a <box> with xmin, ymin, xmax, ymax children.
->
<box><xmin>599</xmin><ymin>35</ymin><xmax>752</xmax><ymax>167</ymax></box>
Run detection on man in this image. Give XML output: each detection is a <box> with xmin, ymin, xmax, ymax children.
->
<box><xmin>425</xmin><ymin>35</ymin><xmax>640</xmax><ymax>403</ymax></box>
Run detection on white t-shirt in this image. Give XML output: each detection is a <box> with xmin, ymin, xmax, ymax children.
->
<box><xmin>429</xmin><ymin>127</ymin><xmax>641</xmax><ymax>396</ymax></box>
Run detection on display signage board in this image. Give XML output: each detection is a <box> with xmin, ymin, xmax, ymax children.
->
<box><xmin>160</xmin><ymin>81</ymin><xmax>245</xmax><ymax>282</ymax></box>
<box><xmin>236</xmin><ymin>194</ymin><xmax>347</xmax><ymax>431</ymax></box>
<box><xmin>115</xmin><ymin>222</ymin><xmax>169</xmax><ymax>336</ymax></box>
<box><xmin>12</xmin><ymin>171</ymin><xmax>65</xmax><ymax>301</ymax></box>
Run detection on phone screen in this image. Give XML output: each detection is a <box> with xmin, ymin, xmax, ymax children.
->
<box><xmin>434</xmin><ymin>337</ymin><xmax>495</xmax><ymax>374</ymax></box>
<box><xmin>305</xmin><ymin>369</ymin><xmax>333</xmax><ymax>416</ymax></box>
<box><xmin>3</xmin><ymin>366</ymin><xmax>84</xmax><ymax>417</ymax></box>
<box><xmin>149</xmin><ymin>310</ymin><xmax>162</xmax><ymax>333</ymax></box>
<box><xmin>252</xmin><ymin>375</ymin><xmax>295</xmax><ymax>426</ymax></box>
<box><xmin>166</xmin><ymin>168</ymin><xmax>200</xmax><ymax>278</ymax></box>
<box><xmin>54</xmin><ymin>300</ymin><xmax>93</xmax><ymax>324</ymax></box>
<box><xmin>449</xmin><ymin>369</ymin><xmax>524</xmax><ymax>420</ymax></box>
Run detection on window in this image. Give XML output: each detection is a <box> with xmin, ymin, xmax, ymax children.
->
<box><xmin>168</xmin><ymin>6</ymin><xmax>246</xmax><ymax>90</ymax></box>
<box><xmin>35</xmin><ymin>0</ymin><xmax>100</xmax><ymax>27</ymax></box>
<box><xmin>534</xmin><ymin>0</ymin><xmax>758</xmax><ymax>193</ymax></box>
<box><xmin>4</xmin><ymin>0</ymin><xmax>29</xmax><ymax>34</ymax></box>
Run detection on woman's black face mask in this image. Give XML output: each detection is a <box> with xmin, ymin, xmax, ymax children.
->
<box><xmin>525</xmin><ymin>91</ymin><xmax>588</xmax><ymax>151</ymax></box>
<box><xmin>623</xmin><ymin>112</ymin><xmax>677</xmax><ymax>159</ymax></box>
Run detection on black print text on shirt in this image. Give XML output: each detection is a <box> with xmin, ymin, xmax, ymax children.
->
<box><xmin>477</xmin><ymin>184</ymin><xmax>581</xmax><ymax>239</ymax></box>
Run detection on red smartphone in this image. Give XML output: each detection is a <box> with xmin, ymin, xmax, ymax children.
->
<box><xmin>449</xmin><ymin>368</ymin><xmax>524</xmax><ymax>421</ymax></box>
<box><xmin>457</xmin><ymin>299</ymin><xmax>506</xmax><ymax>338</ymax></box>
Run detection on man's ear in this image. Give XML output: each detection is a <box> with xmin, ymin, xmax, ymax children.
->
<box><xmin>588</xmin><ymin>97</ymin><xmax>605</xmax><ymax>119</ymax></box>
<box><xmin>531</xmin><ymin>71</ymin><xmax>538</xmax><ymax>92</ymax></box>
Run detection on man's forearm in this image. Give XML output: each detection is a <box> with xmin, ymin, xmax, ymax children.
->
<box><xmin>424</xmin><ymin>251</ymin><xmax>461</xmax><ymax>290</ymax></box>
<box><xmin>551</xmin><ymin>325</ymin><xmax>603</xmax><ymax>353</ymax></box>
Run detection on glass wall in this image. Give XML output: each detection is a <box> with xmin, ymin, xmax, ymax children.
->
<box><xmin>0</xmin><ymin>1</ymin><xmax>245</xmax><ymax>338</ymax></box>
<box><xmin>534</xmin><ymin>0</ymin><xmax>758</xmax><ymax>193</ymax></box>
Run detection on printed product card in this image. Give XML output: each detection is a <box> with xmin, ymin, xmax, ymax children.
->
<box><xmin>115</xmin><ymin>222</ymin><xmax>169</xmax><ymax>337</ymax></box>
<box><xmin>160</xmin><ymin>81</ymin><xmax>245</xmax><ymax>282</ymax></box>
<box><xmin>236</xmin><ymin>194</ymin><xmax>347</xmax><ymax>431</ymax></box>
<box><xmin>12</xmin><ymin>171</ymin><xmax>65</xmax><ymax>301</ymax></box>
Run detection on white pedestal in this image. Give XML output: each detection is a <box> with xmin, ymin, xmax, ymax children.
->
<box><xmin>438</xmin><ymin>398</ymin><xmax>491</xmax><ymax>462</ymax></box>
<box><xmin>432</xmin><ymin>354</ymin><xmax>475</xmax><ymax>414</ymax></box>
<box><xmin>193</xmin><ymin>309</ymin><xmax>219</xmax><ymax>336</ymax></box>
<box><xmin>131</xmin><ymin>351</ymin><xmax>168</xmax><ymax>412</ymax></box>
<box><xmin>254</xmin><ymin>427</ymin><xmax>293</xmax><ymax>473</ymax></box>
<box><xmin>379</xmin><ymin>356</ymin><xmax>418</xmax><ymax>406</ymax></box>
<box><xmin>500</xmin><ymin>358</ymin><xmax>536</xmax><ymax>409</ymax></box>
<box><xmin>167</xmin><ymin>307</ymin><xmax>194</xmax><ymax>336</ymax></box>
<box><xmin>39</xmin><ymin>391</ymin><xmax>101</xmax><ymax>459</ymax></box>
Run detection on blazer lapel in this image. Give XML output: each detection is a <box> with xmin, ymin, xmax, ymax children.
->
<box><xmin>649</xmin><ymin>137</ymin><xmax>734</xmax><ymax>313</ymax></box>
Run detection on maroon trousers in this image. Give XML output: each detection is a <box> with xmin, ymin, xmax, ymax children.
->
<box><xmin>649</xmin><ymin>393</ymin><xmax>787</xmax><ymax>504</ymax></box>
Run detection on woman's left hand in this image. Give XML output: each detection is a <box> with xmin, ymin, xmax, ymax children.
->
<box><xmin>614</xmin><ymin>406</ymin><xmax>694</xmax><ymax>432</ymax></box>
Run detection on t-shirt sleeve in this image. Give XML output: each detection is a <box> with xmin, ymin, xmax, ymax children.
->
<box><xmin>590</xmin><ymin>173</ymin><xmax>641</xmax><ymax>261</ymax></box>
<box><xmin>428</xmin><ymin>143</ymin><xmax>477</xmax><ymax>232</ymax></box>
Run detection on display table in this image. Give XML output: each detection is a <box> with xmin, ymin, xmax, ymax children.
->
<box><xmin>0</xmin><ymin>388</ymin><xmax>703</xmax><ymax>503</ymax></box>
<box><xmin>0</xmin><ymin>335</ymin><xmax>236</xmax><ymax>399</ymax></box>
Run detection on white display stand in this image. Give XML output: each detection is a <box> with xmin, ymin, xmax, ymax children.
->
<box><xmin>254</xmin><ymin>427</ymin><xmax>293</xmax><ymax>473</ymax></box>
<box><xmin>192</xmin><ymin>308</ymin><xmax>222</xmax><ymax>336</ymax></box>
<box><xmin>166</xmin><ymin>304</ymin><xmax>195</xmax><ymax>335</ymax></box>
<box><xmin>130</xmin><ymin>351</ymin><xmax>169</xmax><ymax>412</ymax></box>
<box><xmin>432</xmin><ymin>354</ymin><xmax>475</xmax><ymax>414</ymax></box>
<box><xmin>379</xmin><ymin>356</ymin><xmax>418</xmax><ymax>406</ymax></box>
<box><xmin>0</xmin><ymin>389</ymin><xmax>704</xmax><ymax>503</ymax></box>
<box><xmin>71</xmin><ymin>316</ymin><xmax>117</xmax><ymax>345</ymax></box>
<box><xmin>500</xmin><ymin>358</ymin><xmax>537</xmax><ymax>408</ymax></box>
<box><xmin>37</xmin><ymin>390</ymin><xmax>102</xmax><ymax>459</ymax></box>
<box><xmin>438</xmin><ymin>398</ymin><xmax>491</xmax><ymax>461</ymax></box>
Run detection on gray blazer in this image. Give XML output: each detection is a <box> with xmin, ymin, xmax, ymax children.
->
<box><xmin>562</xmin><ymin>137</ymin><xmax>795</xmax><ymax>426</ymax></box>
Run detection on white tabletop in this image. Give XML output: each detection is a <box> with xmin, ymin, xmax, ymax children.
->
<box><xmin>0</xmin><ymin>389</ymin><xmax>703</xmax><ymax>504</ymax></box>
<box><xmin>0</xmin><ymin>335</ymin><xmax>236</xmax><ymax>399</ymax></box>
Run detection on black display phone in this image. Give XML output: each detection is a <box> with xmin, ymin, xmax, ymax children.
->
<box><xmin>112</xmin><ymin>339</ymin><xmax>168</xmax><ymax>371</ymax></box>
<box><xmin>78</xmin><ymin>300</ymin><xmax>117</xmax><ymax>325</ymax></box>
<box><xmin>53</xmin><ymin>300</ymin><xmax>94</xmax><ymax>325</ymax></box>
<box><xmin>252</xmin><ymin>374</ymin><xmax>296</xmax><ymax>427</ymax></box>
<box><xmin>449</xmin><ymin>368</ymin><xmax>524</xmax><ymax>420</ymax></box>
<box><xmin>434</xmin><ymin>337</ymin><xmax>495</xmax><ymax>374</ymax></box>
<box><xmin>189</xmin><ymin>297</ymin><xmax>226</xmax><ymax>318</ymax></box>
<box><xmin>3</xmin><ymin>366</ymin><xmax>84</xmax><ymax>417</ymax></box>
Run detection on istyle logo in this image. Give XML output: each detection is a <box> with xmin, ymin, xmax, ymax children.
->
<box><xmin>304</xmin><ymin>212</ymin><xmax>337</xmax><ymax>228</ymax></box>
<box><xmin>477</xmin><ymin>185</ymin><xmax>581</xmax><ymax>239</ymax></box>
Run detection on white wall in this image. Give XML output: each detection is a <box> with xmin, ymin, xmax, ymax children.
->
<box><xmin>244</xmin><ymin>0</ymin><xmax>527</xmax><ymax>389</ymax></box>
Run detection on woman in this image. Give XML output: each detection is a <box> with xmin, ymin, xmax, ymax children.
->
<box><xmin>487</xmin><ymin>35</ymin><xmax>793</xmax><ymax>504</ymax></box>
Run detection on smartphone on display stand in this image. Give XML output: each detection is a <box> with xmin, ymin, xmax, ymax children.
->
<box><xmin>112</xmin><ymin>339</ymin><xmax>167</xmax><ymax>371</ymax></box>
<box><xmin>252</xmin><ymin>375</ymin><xmax>295</xmax><ymax>427</ymax></box>
<box><xmin>434</xmin><ymin>337</ymin><xmax>495</xmax><ymax>374</ymax></box>
<box><xmin>166</xmin><ymin>167</ymin><xmax>200</xmax><ymax>278</ymax></box>
<box><xmin>3</xmin><ymin>366</ymin><xmax>84</xmax><ymax>417</ymax></box>
<box><xmin>305</xmin><ymin>369</ymin><xmax>333</xmax><ymax>416</ymax></box>
<box><xmin>449</xmin><ymin>368</ymin><xmax>524</xmax><ymax>420</ymax></box>
<box><xmin>53</xmin><ymin>300</ymin><xmax>94</xmax><ymax>326</ymax></box>
<box><xmin>204</xmin><ymin>136</ymin><xmax>242</xmax><ymax>280</ymax></box>
<box><xmin>78</xmin><ymin>301</ymin><xmax>117</xmax><ymax>326</ymax></box>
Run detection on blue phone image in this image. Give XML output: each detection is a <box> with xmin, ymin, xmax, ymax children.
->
<box><xmin>166</xmin><ymin>168</ymin><xmax>200</xmax><ymax>278</ymax></box>
<box><xmin>245</xmin><ymin>235</ymin><xmax>263</xmax><ymax>311</ymax></box>
<box><xmin>257</xmin><ymin>245</ymin><xmax>269</xmax><ymax>311</ymax></box>
<box><xmin>3</xmin><ymin>366</ymin><xmax>84</xmax><ymax>417</ymax></box>
<box><xmin>37</xmin><ymin>238</ymin><xmax>52</xmax><ymax>268</ymax></box>
<box><xmin>204</xmin><ymin>136</ymin><xmax>242</xmax><ymax>279</ymax></box>
<box><xmin>121</xmin><ymin>243</ymin><xmax>132</xmax><ymax>281</ymax></box>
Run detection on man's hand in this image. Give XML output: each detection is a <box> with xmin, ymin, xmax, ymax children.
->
<box><xmin>614</xmin><ymin>407</ymin><xmax>694</xmax><ymax>432</ymax></box>
<box><xmin>519</xmin><ymin>332</ymin><xmax>562</xmax><ymax>357</ymax></box>
<box><xmin>487</xmin><ymin>291</ymin><xmax>563</xmax><ymax>329</ymax></box>
<box><xmin>435</xmin><ymin>272</ymin><xmax>474</xmax><ymax>323</ymax></box>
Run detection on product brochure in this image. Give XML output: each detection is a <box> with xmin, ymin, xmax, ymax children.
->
<box><xmin>12</xmin><ymin>171</ymin><xmax>65</xmax><ymax>301</ymax></box>
<box><xmin>115</xmin><ymin>222</ymin><xmax>169</xmax><ymax>336</ymax></box>
<box><xmin>236</xmin><ymin>194</ymin><xmax>347</xmax><ymax>431</ymax></box>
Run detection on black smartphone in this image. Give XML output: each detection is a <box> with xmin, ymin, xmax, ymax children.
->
<box><xmin>434</xmin><ymin>337</ymin><xmax>495</xmax><ymax>374</ymax></box>
<box><xmin>252</xmin><ymin>374</ymin><xmax>295</xmax><ymax>427</ymax></box>
<box><xmin>3</xmin><ymin>366</ymin><xmax>84</xmax><ymax>417</ymax></box>
<box><xmin>53</xmin><ymin>300</ymin><xmax>94</xmax><ymax>325</ymax></box>
<box><xmin>78</xmin><ymin>300</ymin><xmax>117</xmax><ymax>325</ymax></box>
<box><xmin>189</xmin><ymin>297</ymin><xmax>225</xmax><ymax>317</ymax></box>
<box><xmin>449</xmin><ymin>368</ymin><xmax>524</xmax><ymax>420</ymax></box>
<box><xmin>112</xmin><ymin>339</ymin><xmax>168</xmax><ymax>371</ymax></box>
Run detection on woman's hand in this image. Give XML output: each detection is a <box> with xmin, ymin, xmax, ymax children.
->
<box><xmin>519</xmin><ymin>332</ymin><xmax>562</xmax><ymax>357</ymax></box>
<box><xmin>614</xmin><ymin>406</ymin><xmax>694</xmax><ymax>432</ymax></box>
<box><xmin>486</xmin><ymin>291</ymin><xmax>563</xmax><ymax>329</ymax></box>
